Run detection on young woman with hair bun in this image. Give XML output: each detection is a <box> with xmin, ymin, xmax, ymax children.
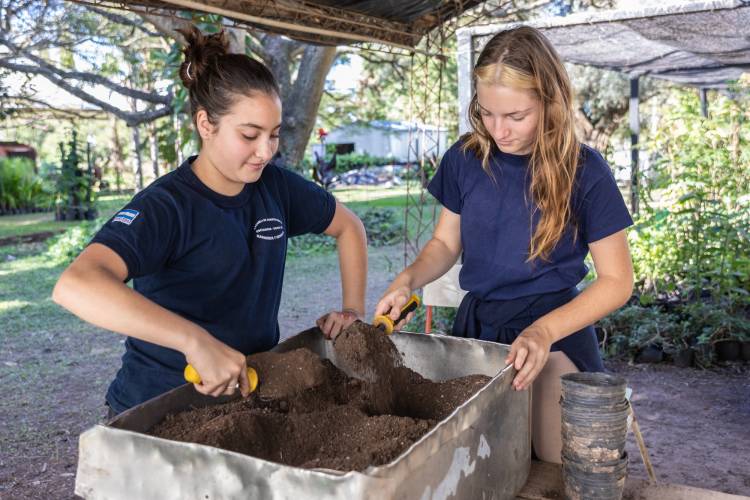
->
<box><xmin>54</xmin><ymin>26</ymin><xmax>367</xmax><ymax>416</ymax></box>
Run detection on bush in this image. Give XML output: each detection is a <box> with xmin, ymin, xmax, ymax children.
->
<box><xmin>334</xmin><ymin>153</ymin><xmax>398</xmax><ymax>173</ymax></box>
<box><xmin>358</xmin><ymin>208</ymin><xmax>403</xmax><ymax>246</ymax></box>
<box><xmin>287</xmin><ymin>207</ymin><xmax>404</xmax><ymax>257</ymax></box>
<box><xmin>598</xmin><ymin>305</ymin><xmax>678</xmax><ymax>360</ymax></box>
<box><xmin>46</xmin><ymin>217</ymin><xmax>106</xmax><ymax>264</ymax></box>
<box><xmin>303</xmin><ymin>152</ymin><xmax>400</xmax><ymax>175</ymax></box>
<box><xmin>599</xmin><ymin>300</ymin><xmax>750</xmax><ymax>365</ymax></box>
<box><xmin>409</xmin><ymin>305</ymin><xmax>456</xmax><ymax>334</ymax></box>
<box><xmin>0</xmin><ymin>157</ymin><xmax>51</xmax><ymax>213</ymax></box>
<box><xmin>631</xmin><ymin>87</ymin><xmax>750</xmax><ymax>308</ymax></box>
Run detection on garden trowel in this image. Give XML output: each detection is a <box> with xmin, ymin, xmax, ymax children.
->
<box><xmin>183</xmin><ymin>364</ymin><xmax>259</xmax><ymax>393</ymax></box>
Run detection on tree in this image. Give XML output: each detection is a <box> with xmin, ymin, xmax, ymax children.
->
<box><xmin>1</xmin><ymin>1</ymin><xmax>338</xmax><ymax>174</ymax></box>
<box><xmin>567</xmin><ymin>64</ymin><xmax>661</xmax><ymax>152</ymax></box>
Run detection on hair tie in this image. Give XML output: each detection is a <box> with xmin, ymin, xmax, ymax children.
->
<box><xmin>186</xmin><ymin>61</ymin><xmax>193</xmax><ymax>81</ymax></box>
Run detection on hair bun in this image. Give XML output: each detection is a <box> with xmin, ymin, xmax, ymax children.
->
<box><xmin>177</xmin><ymin>26</ymin><xmax>229</xmax><ymax>89</ymax></box>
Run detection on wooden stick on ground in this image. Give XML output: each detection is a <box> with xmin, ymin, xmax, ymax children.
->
<box><xmin>630</xmin><ymin>403</ymin><xmax>658</xmax><ymax>483</ymax></box>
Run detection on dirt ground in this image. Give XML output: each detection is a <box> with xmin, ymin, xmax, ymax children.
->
<box><xmin>1</xmin><ymin>243</ymin><xmax>749</xmax><ymax>498</ymax></box>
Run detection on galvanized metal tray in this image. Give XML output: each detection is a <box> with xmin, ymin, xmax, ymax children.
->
<box><xmin>75</xmin><ymin>329</ymin><xmax>530</xmax><ymax>499</ymax></box>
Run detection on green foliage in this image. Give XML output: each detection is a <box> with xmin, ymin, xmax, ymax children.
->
<box><xmin>286</xmin><ymin>232</ymin><xmax>336</xmax><ymax>257</ymax></box>
<box><xmin>45</xmin><ymin>217</ymin><xmax>107</xmax><ymax>264</ymax></box>
<box><xmin>630</xmin><ymin>86</ymin><xmax>750</xmax><ymax>308</ymax></box>
<box><xmin>0</xmin><ymin>157</ymin><xmax>51</xmax><ymax>212</ymax></box>
<box><xmin>287</xmin><ymin>207</ymin><xmax>404</xmax><ymax>256</ymax></box>
<box><xmin>679</xmin><ymin>302</ymin><xmax>750</xmax><ymax>345</ymax></box>
<box><xmin>302</xmin><ymin>152</ymin><xmax>398</xmax><ymax>177</ymax></box>
<box><xmin>409</xmin><ymin>305</ymin><xmax>456</xmax><ymax>334</ymax></box>
<box><xmin>358</xmin><ymin>208</ymin><xmax>404</xmax><ymax>246</ymax></box>
<box><xmin>599</xmin><ymin>300</ymin><xmax>750</xmax><ymax>364</ymax></box>
<box><xmin>53</xmin><ymin>130</ymin><xmax>97</xmax><ymax>217</ymax></box>
<box><xmin>598</xmin><ymin>305</ymin><xmax>678</xmax><ymax>359</ymax></box>
<box><xmin>333</xmin><ymin>152</ymin><xmax>400</xmax><ymax>172</ymax></box>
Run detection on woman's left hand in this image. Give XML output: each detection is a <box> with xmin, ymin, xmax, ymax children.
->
<box><xmin>316</xmin><ymin>309</ymin><xmax>361</xmax><ymax>339</ymax></box>
<box><xmin>506</xmin><ymin>324</ymin><xmax>554</xmax><ymax>391</ymax></box>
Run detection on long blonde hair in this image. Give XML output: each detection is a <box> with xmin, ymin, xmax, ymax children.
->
<box><xmin>462</xmin><ymin>26</ymin><xmax>579</xmax><ymax>262</ymax></box>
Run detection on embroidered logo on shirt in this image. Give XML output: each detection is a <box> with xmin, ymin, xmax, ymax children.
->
<box><xmin>254</xmin><ymin>217</ymin><xmax>285</xmax><ymax>240</ymax></box>
<box><xmin>113</xmin><ymin>209</ymin><xmax>139</xmax><ymax>225</ymax></box>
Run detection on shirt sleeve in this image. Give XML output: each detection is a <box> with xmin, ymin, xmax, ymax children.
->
<box><xmin>579</xmin><ymin>150</ymin><xmax>634</xmax><ymax>244</ymax></box>
<box><xmin>89</xmin><ymin>190</ymin><xmax>178</xmax><ymax>280</ymax></box>
<box><xmin>279</xmin><ymin>167</ymin><xmax>336</xmax><ymax>237</ymax></box>
<box><xmin>427</xmin><ymin>146</ymin><xmax>462</xmax><ymax>214</ymax></box>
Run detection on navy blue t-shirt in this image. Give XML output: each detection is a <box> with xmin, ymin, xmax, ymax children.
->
<box><xmin>91</xmin><ymin>157</ymin><xmax>336</xmax><ymax>412</ymax></box>
<box><xmin>428</xmin><ymin>141</ymin><xmax>633</xmax><ymax>301</ymax></box>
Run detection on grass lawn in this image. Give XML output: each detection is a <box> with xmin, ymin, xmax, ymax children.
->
<box><xmin>0</xmin><ymin>185</ymin><xmax>432</xmax><ymax>240</ymax></box>
<box><xmin>0</xmin><ymin>194</ymin><xmax>132</xmax><ymax>240</ymax></box>
<box><xmin>0</xmin><ymin>212</ymin><xmax>76</xmax><ymax>240</ymax></box>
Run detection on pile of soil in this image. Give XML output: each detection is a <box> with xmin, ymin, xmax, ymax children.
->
<box><xmin>150</xmin><ymin>323</ymin><xmax>489</xmax><ymax>471</ymax></box>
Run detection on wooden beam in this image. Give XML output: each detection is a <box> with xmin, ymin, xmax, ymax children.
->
<box><xmin>150</xmin><ymin>0</ymin><xmax>416</xmax><ymax>49</ymax></box>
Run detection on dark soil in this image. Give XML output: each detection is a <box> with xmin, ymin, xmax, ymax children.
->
<box><xmin>0</xmin><ymin>230</ymin><xmax>63</xmax><ymax>247</ymax></box>
<box><xmin>332</xmin><ymin>320</ymin><xmax>404</xmax><ymax>413</ymax></box>
<box><xmin>149</xmin><ymin>330</ymin><xmax>489</xmax><ymax>472</ymax></box>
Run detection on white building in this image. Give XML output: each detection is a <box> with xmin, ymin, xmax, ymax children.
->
<box><xmin>319</xmin><ymin>120</ymin><xmax>449</xmax><ymax>161</ymax></box>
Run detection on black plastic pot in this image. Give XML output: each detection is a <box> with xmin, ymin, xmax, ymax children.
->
<box><xmin>561</xmin><ymin>373</ymin><xmax>627</xmax><ymax>407</ymax></box>
<box><xmin>741</xmin><ymin>342</ymin><xmax>750</xmax><ymax>362</ymax></box>
<box><xmin>672</xmin><ymin>348</ymin><xmax>694</xmax><ymax>368</ymax></box>
<box><xmin>560</xmin><ymin>373</ymin><xmax>629</xmax><ymax>464</ymax></box>
<box><xmin>715</xmin><ymin>340</ymin><xmax>741</xmax><ymax>362</ymax></box>
<box><xmin>563</xmin><ymin>452</ymin><xmax>628</xmax><ymax>500</ymax></box>
<box><xmin>635</xmin><ymin>344</ymin><xmax>664</xmax><ymax>364</ymax></box>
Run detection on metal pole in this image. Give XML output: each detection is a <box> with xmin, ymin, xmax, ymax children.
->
<box><xmin>456</xmin><ymin>29</ymin><xmax>474</xmax><ymax>136</ymax></box>
<box><xmin>629</xmin><ymin>77</ymin><xmax>640</xmax><ymax>216</ymax></box>
<box><xmin>700</xmin><ymin>87</ymin><xmax>708</xmax><ymax>118</ymax></box>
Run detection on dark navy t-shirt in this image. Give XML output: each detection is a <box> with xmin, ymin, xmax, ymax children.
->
<box><xmin>91</xmin><ymin>157</ymin><xmax>336</xmax><ymax>412</ymax></box>
<box><xmin>428</xmin><ymin>141</ymin><xmax>633</xmax><ymax>301</ymax></box>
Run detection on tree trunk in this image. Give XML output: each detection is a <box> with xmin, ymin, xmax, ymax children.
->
<box><xmin>573</xmin><ymin>108</ymin><xmax>621</xmax><ymax>152</ymax></box>
<box><xmin>111</xmin><ymin>118</ymin><xmax>126</xmax><ymax>193</ymax></box>
<box><xmin>131</xmin><ymin>125</ymin><xmax>144</xmax><ymax>191</ymax></box>
<box><xmin>278</xmin><ymin>45</ymin><xmax>337</xmax><ymax>170</ymax></box>
<box><xmin>174</xmin><ymin>113</ymin><xmax>184</xmax><ymax>165</ymax></box>
<box><xmin>226</xmin><ymin>28</ymin><xmax>246</xmax><ymax>54</ymax></box>
<box><xmin>149</xmin><ymin>122</ymin><xmax>160</xmax><ymax>179</ymax></box>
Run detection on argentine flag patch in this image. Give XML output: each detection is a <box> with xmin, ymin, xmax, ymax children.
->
<box><xmin>113</xmin><ymin>209</ymin><xmax>139</xmax><ymax>225</ymax></box>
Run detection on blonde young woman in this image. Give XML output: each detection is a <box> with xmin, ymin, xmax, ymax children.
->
<box><xmin>375</xmin><ymin>26</ymin><xmax>634</xmax><ymax>463</ymax></box>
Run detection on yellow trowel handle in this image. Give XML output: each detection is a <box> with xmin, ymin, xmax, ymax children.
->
<box><xmin>372</xmin><ymin>294</ymin><xmax>421</xmax><ymax>335</ymax></box>
<box><xmin>183</xmin><ymin>364</ymin><xmax>259</xmax><ymax>393</ymax></box>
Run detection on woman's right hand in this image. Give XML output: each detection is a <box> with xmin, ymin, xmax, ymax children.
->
<box><xmin>183</xmin><ymin>331</ymin><xmax>251</xmax><ymax>398</ymax></box>
<box><xmin>374</xmin><ymin>285</ymin><xmax>415</xmax><ymax>331</ymax></box>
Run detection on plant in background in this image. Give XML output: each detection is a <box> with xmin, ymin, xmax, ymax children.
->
<box><xmin>631</xmin><ymin>84</ymin><xmax>750</xmax><ymax>310</ymax></box>
<box><xmin>46</xmin><ymin>216</ymin><xmax>108</xmax><ymax>264</ymax></box>
<box><xmin>679</xmin><ymin>301</ymin><xmax>750</xmax><ymax>346</ymax></box>
<box><xmin>54</xmin><ymin>130</ymin><xmax>97</xmax><ymax>221</ymax></box>
<box><xmin>287</xmin><ymin>207</ymin><xmax>404</xmax><ymax>257</ymax></box>
<box><xmin>357</xmin><ymin>208</ymin><xmax>404</xmax><ymax>246</ymax></box>
<box><xmin>409</xmin><ymin>306</ymin><xmax>456</xmax><ymax>334</ymax></box>
<box><xmin>333</xmin><ymin>153</ymin><xmax>401</xmax><ymax>173</ymax></box>
<box><xmin>0</xmin><ymin>157</ymin><xmax>49</xmax><ymax>213</ymax></box>
<box><xmin>598</xmin><ymin>305</ymin><xmax>679</xmax><ymax>360</ymax></box>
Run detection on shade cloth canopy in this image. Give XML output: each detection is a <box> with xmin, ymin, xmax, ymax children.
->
<box><xmin>459</xmin><ymin>0</ymin><xmax>750</xmax><ymax>88</ymax></box>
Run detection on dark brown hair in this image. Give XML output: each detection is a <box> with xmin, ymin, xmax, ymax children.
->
<box><xmin>177</xmin><ymin>26</ymin><xmax>280</xmax><ymax>127</ymax></box>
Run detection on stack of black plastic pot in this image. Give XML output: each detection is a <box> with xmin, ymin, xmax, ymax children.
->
<box><xmin>560</xmin><ymin>372</ymin><xmax>629</xmax><ymax>500</ymax></box>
